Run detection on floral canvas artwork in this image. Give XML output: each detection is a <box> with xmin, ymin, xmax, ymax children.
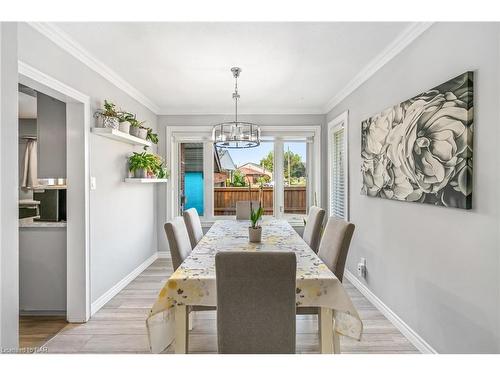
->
<box><xmin>361</xmin><ymin>72</ymin><xmax>473</xmax><ymax>209</ymax></box>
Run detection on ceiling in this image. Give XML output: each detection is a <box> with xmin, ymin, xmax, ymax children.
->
<box><xmin>54</xmin><ymin>22</ymin><xmax>412</xmax><ymax>114</ymax></box>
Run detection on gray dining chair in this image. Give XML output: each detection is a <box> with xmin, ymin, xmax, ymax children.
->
<box><xmin>216</xmin><ymin>251</ymin><xmax>297</xmax><ymax>354</ymax></box>
<box><xmin>164</xmin><ymin>217</ymin><xmax>193</xmax><ymax>270</ymax></box>
<box><xmin>164</xmin><ymin>217</ymin><xmax>214</xmax><ymax>341</ymax></box>
<box><xmin>183</xmin><ymin>208</ymin><xmax>204</xmax><ymax>249</ymax></box>
<box><xmin>297</xmin><ymin>217</ymin><xmax>355</xmax><ymax>327</ymax></box>
<box><xmin>235</xmin><ymin>200</ymin><xmax>260</xmax><ymax>220</ymax></box>
<box><xmin>302</xmin><ymin>206</ymin><xmax>326</xmax><ymax>253</ymax></box>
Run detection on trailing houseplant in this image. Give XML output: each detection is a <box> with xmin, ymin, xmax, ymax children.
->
<box><xmin>94</xmin><ymin>99</ymin><xmax>120</xmax><ymax>129</ymax></box>
<box><xmin>249</xmin><ymin>201</ymin><xmax>264</xmax><ymax>243</ymax></box>
<box><xmin>146</xmin><ymin>127</ymin><xmax>159</xmax><ymax>146</ymax></box>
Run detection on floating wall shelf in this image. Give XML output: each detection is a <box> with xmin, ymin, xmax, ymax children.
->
<box><xmin>91</xmin><ymin>128</ymin><xmax>152</xmax><ymax>147</ymax></box>
<box><xmin>124</xmin><ymin>178</ymin><xmax>169</xmax><ymax>184</ymax></box>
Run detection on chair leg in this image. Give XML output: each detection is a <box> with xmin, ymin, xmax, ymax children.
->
<box><xmin>175</xmin><ymin>305</ymin><xmax>189</xmax><ymax>354</ymax></box>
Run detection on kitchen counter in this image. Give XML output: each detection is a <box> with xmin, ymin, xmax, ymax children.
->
<box><xmin>19</xmin><ymin>218</ymin><xmax>67</xmax><ymax>228</ymax></box>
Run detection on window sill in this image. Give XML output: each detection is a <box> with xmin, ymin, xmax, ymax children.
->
<box><xmin>200</xmin><ymin>217</ymin><xmax>305</xmax><ymax>228</ymax></box>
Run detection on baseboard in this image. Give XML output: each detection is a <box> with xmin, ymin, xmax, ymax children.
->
<box><xmin>20</xmin><ymin>310</ymin><xmax>66</xmax><ymax>317</ymax></box>
<box><xmin>157</xmin><ymin>251</ymin><xmax>170</xmax><ymax>259</ymax></box>
<box><xmin>344</xmin><ymin>270</ymin><xmax>437</xmax><ymax>354</ymax></box>
<box><xmin>90</xmin><ymin>252</ymin><xmax>158</xmax><ymax>315</ymax></box>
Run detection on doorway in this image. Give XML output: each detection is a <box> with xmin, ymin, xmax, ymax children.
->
<box><xmin>15</xmin><ymin>62</ymin><xmax>91</xmax><ymax>349</ymax></box>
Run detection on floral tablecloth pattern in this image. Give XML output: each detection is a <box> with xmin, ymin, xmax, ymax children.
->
<box><xmin>146</xmin><ymin>219</ymin><xmax>363</xmax><ymax>353</ymax></box>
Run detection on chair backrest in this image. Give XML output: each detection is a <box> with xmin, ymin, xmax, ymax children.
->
<box><xmin>164</xmin><ymin>217</ymin><xmax>193</xmax><ymax>270</ymax></box>
<box><xmin>302</xmin><ymin>206</ymin><xmax>326</xmax><ymax>253</ymax></box>
<box><xmin>317</xmin><ymin>217</ymin><xmax>355</xmax><ymax>282</ymax></box>
<box><xmin>235</xmin><ymin>200</ymin><xmax>260</xmax><ymax>220</ymax></box>
<box><xmin>215</xmin><ymin>251</ymin><xmax>297</xmax><ymax>354</ymax></box>
<box><xmin>183</xmin><ymin>208</ymin><xmax>204</xmax><ymax>249</ymax></box>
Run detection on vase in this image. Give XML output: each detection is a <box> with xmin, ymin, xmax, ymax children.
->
<box><xmin>129</xmin><ymin>126</ymin><xmax>140</xmax><ymax>137</ymax></box>
<box><xmin>248</xmin><ymin>226</ymin><xmax>262</xmax><ymax>243</ymax></box>
<box><xmin>138</xmin><ymin>128</ymin><xmax>148</xmax><ymax>140</ymax></box>
<box><xmin>99</xmin><ymin>115</ymin><xmax>119</xmax><ymax>129</ymax></box>
<box><xmin>118</xmin><ymin>121</ymin><xmax>131</xmax><ymax>133</ymax></box>
<box><xmin>134</xmin><ymin>168</ymin><xmax>148</xmax><ymax>178</ymax></box>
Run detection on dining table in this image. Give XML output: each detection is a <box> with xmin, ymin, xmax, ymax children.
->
<box><xmin>146</xmin><ymin>218</ymin><xmax>363</xmax><ymax>354</ymax></box>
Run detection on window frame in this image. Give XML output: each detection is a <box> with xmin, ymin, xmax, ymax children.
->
<box><xmin>327</xmin><ymin>111</ymin><xmax>349</xmax><ymax>220</ymax></box>
<box><xmin>165</xmin><ymin>125</ymin><xmax>321</xmax><ymax>226</ymax></box>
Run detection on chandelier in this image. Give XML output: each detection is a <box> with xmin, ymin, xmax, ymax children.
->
<box><xmin>213</xmin><ymin>67</ymin><xmax>260</xmax><ymax>148</ymax></box>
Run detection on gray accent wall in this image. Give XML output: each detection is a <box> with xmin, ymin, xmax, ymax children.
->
<box><xmin>37</xmin><ymin>92</ymin><xmax>66</xmax><ymax>178</ymax></box>
<box><xmin>17</xmin><ymin>23</ymin><xmax>159</xmax><ymax>306</ymax></box>
<box><xmin>325</xmin><ymin>23</ymin><xmax>500</xmax><ymax>353</ymax></box>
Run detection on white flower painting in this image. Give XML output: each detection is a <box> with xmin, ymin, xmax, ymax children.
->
<box><xmin>361</xmin><ymin>72</ymin><xmax>473</xmax><ymax>209</ymax></box>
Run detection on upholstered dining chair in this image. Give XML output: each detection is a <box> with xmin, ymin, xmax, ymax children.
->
<box><xmin>183</xmin><ymin>208</ymin><xmax>204</xmax><ymax>249</ymax></box>
<box><xmin>297</xmin><ymin>217</ymin><xmax>355</xmax><ymax>334</ymax></box>
<box><xmin>164</xmin><ymin>217</ymin><xmax>215</xmax><ymax>341</ymax></box>
<box><xmin>164</xmin><ymin>217</ymin><xmax>193</xmax><ymax>270</ymax></box>
<box><xmin>302</xmin><ymin>206</ymin><xmax>326</xmax><ymax>253</ymax></box>
<box><xmin>235</xmin><ymin>200</ymin><xmax>260</xmax><ymax>220</ymax></box>
<box><xmin>216</xmin><ymin>251</ymin><xmax>297</xmax><ymax>354</ymax></box>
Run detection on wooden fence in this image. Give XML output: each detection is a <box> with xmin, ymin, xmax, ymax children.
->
<box><xmin>214</xmin><ymin>186</ymin><xmax>306</xmax><ymax>216</ymax></box>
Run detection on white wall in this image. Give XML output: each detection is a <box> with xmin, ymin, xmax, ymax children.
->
<box><xmin>326</xmin><ymin>22</ymin><xmax>500</xmax><ymax>353</ymax></box>
<box><xmin>0</xmin><ymin>22</ymin><xmax>19</xmax><ymax>349</ymax></box>
<box><xmin>157</xmin><ymin>114</ymin><xmax>325</xmax><ymax>252</ymax></box>
<box><xmin>17</xmin><ymin>23</ymin><xmax>159</xmax><ymax>306</ymax></box>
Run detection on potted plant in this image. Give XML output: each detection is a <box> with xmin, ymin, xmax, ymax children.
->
<box><xmin>146</xmin><ymin>127</ymin><xmax>159</xmax><ymax>145</ymax></box>
<box><xmin>117</xmin><ymin>111</ymin><xmax>132</xmax><ymax>134</ymax></box>
<box><xmin>94</xmin><ymin>100</ymin><xmax>119</xmax><ymax>129</ymax></box>
<box><xmin>249</xmin><ymin>201</ymin><xmax>263</xmax><ymax>243</ymax></box>
<box><xmin>128</xmin><ymin>116</ymin><xmax>145</xmax><ymax>138</ymax></box>
<box><xmin>151</xmin><ymin>154</ymin><xmax>169</xmax><ymax>179</ymax></box>
<box><xmin>128</xmin><ymin>152</ymin><xmax>157</xmax><ymax>178</ymax></box>
<box><xmin>138</xmin><ymin>125</ymin><xmax>148</xmax><ymax>140</ymax></box>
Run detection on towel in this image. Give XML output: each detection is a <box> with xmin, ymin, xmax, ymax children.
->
<box><xmin>21</xmin><ymin>139</ymin><xmax>38</xmax><ymax>189</ymax></box>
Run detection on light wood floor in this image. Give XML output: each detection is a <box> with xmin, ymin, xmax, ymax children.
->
<box><xmin>43</xmin><ymin>258</ymin><xmax>419</xmax><ymax>354</ymax></box>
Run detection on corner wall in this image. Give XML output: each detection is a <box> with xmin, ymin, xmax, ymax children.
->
<box><xmin>326</xmin><ymin>22</ymin><xmax>500</xmax><ymax>353</ymax></box>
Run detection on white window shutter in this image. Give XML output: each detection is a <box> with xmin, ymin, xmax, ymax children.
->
<box><xmin>330</xmin><ymin>127</ymin><xmax>345</xmax><ymax>219</ymax></box>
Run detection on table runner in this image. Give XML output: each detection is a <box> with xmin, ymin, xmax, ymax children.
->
<box><xmin>146</xmin><ymin>219</ymin><xmax>363</xmax><ymax>353</ymax></box>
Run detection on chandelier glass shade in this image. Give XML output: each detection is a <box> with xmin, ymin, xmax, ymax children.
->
<box><xmin>213</xmin><ymin>67</ymin><xmax>261</xmax><ymax>149</ymax></box>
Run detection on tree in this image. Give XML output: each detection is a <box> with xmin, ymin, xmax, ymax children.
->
<box><xmin>260</xmin><ymin>151</ymin><xmax>274</xmax><ymax>172</ymax></box>
<box><xmin>259</xmin><ymin>150</ymin><xmax>305</xmax><ymax>182</ymax></box>
<box><xmin>231</xmin><ymin>170</ymin><xmax>247</xmax><ymax>187</ymax></box>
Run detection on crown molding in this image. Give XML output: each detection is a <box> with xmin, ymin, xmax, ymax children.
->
<box><xmin>158</xmin><ymin>108</ymin><xmax>326</xmax><ymax>116</ymax></box>
<box><xmin>323</xmin><ymin>22</ymin><xmax>434</xmax><ymax>113</ymax></box>
<box><xmin>27</xmin><ymin>22</ymin><xmax>161</xmax><ymax>114</ymax></box>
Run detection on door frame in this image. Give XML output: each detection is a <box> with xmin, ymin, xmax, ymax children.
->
<box><xmin>18</xmin><ymin>61</ymin><xmax>91</xmax><ymax>324</ymax></box>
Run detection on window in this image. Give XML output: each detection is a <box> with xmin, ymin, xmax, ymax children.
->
<box><xmin>283</xmin><ymin>141</ymin><xmax>308</xmax><ymax>221</ymax></box>
<box><xmin>166</xmin><ymin>125</ymin><xmax>321</xmax><ymax>224</ymax></box>
<box><xmin>328</xmin><ymin>112</ymin><xmax>349</xmax><ymax>219</ymax></box>
<box><xmin>213</xmin><ymin>143</ymin><xmax>274</xmax><ymax>216</ymax></box>
<box><xmin>179</xmin><ymin>143</ymin><xmax>204</xmax><ymax>216</ymax></box>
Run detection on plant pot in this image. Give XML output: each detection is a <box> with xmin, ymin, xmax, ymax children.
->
<box><xmin>118</xmin><ymin>121</ymin><xmax>131</xmax><ymax>133</ymax></box>
<box><xmin>248</xmin><ymin>226</ymin><xmax>262</xmax><ymax>243</ymax></box>
<box><xmin>134</xmin><ymin>168</ymin><xmax>148</xmax><ymax>178</ymax></box>
<box><xmin>138</xmin><ymin>128</ymin><xmax>148</xmax><ymax>140</ymax></box>
<box><xmin>129</xmin><ymin>126</ymin><xmax>141</xmax><ymax>137</ymax></box>
<box><xmin>97</xmin><ymin>115</ymin><xmax>119</xmax><ymax>129</ymax></box>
